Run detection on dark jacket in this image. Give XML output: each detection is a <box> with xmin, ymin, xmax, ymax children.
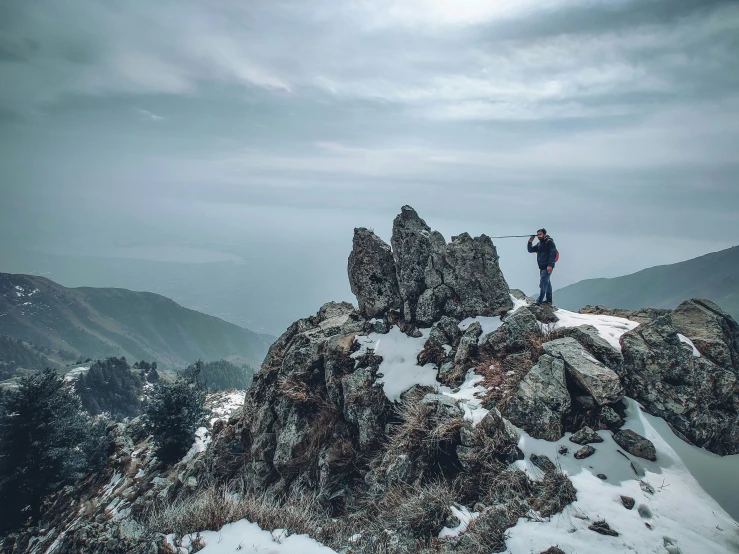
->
<box><xmin>528</xmin><ymin>236</ymin><xmax>557</xmax><ymax>269</ymax></box>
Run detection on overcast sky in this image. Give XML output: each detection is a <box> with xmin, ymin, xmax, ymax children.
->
<box><xmin>1</xmin><ymin>0</ymin><xmax>738</xmax><ymax>334</ymax></box>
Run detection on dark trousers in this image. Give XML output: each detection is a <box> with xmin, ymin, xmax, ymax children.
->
<box><xmin>538</xmin><ymin>269</ymin><xmax>553</xmax><ymax>303</ymax></box>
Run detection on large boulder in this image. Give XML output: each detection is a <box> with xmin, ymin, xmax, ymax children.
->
<box><xmin>612</xmin><ymin>429</ymin><xmax>656</xmax><ymax>461</ymax></box>
<box><xmin>621</xmin><ymin>307</ymin><xmax>739</xmax><ymax>455</ymax></box>
<box><xmin>348</xmin><ymin>228</ymin><xmax>402</xmax><ymax>319</ymax></box>
<box><xmin>671</xmin><ymin>299</ymin><xmax>739</xmax><ymax>370</ymax></box>
<box><xmin>503</xmin><ymin>354</ymin><xmax>571</xmax><ymax>441</ymax></box>
<box><xmin>542</xmin><ymin>337</ymin><xmax>624</xmax><ymax>406</ymax></box>
<box><xmin>390</xmin><ymin>206</ymin><xmax>512</xmax><ymax>327</ymax></box>
<box><xmin>552</xmin><ymin>324</ymin><xmax>623</xmax><ymax>374</ymax></box>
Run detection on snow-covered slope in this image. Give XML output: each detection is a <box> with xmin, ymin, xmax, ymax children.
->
<box><xmin>174</xmin><ymin>296</ymin><xmax>739</xmax><ymax>554</ymax></box>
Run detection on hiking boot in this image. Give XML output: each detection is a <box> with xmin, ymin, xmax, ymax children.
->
<box><xmin>543</xmin><ymin>300</ymin><xmax>553</xmax><ymax>306</ymax></box>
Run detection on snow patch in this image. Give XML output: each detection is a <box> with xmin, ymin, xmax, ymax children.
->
<box><xmin>439</xmin><ymin>505</ymin><xmax>479</xmax><ymax>538</ymax></box>
<box><xmin>352</xmin><ymin>326</ymin><xmax>438</xmax><ymax>403</ymax></box>
<box><xmin>509</xmin><ymin>293</ymin><xmax>529</xmax><ymax>313</ymax></box>
<box><xmin>63</xmin><ymin>366</ymin><xmax>90</xmax><ymax>382</ymax></box>
<box><xmin>458</xmin><ymin>315</ymin><xmax>502</xmax><ymax>339</ymax></box>
<box><xmin>192</xmin><ymin>519</ymin><xmax>338</xmax><ymax>554</ymax></box>
<box><xmin>506</xmin><ymin>398</ymin><xmax>738</xmax><ymax>554</ymax></box>
<box><xmin>438</xmin><ymin>370</ymin><xmax>489</xmax><ymax>426</ymax></box>
<box><xmin>550</xmin><ymin>308</ymin><xmax>639</xmax><ymax>351</ymax></box>
<box><xmin>182</xmin><ymin>427</ymin><xmax>210</xmax><ymax>464</ymax></box>
<box><xmin>677</xmin><ymin>333</ymin><xmax>701</xmax><ymax>357</ymax></box>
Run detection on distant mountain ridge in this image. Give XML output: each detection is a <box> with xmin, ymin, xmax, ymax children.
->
<box><xmin>0</xmin><ymin>273</ymin><xmax>274</xmax><ymax>370</ymax></box>
<box><xmin>555</xmin><ymin>245</ymin><xmax>739</xmax><ymax>319</ymax></box>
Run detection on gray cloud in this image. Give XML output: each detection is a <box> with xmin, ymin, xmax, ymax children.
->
<box><xmin>0</xmin><ymin>0</ymin><xmax>737</xmax><ymax>333</ymax></box>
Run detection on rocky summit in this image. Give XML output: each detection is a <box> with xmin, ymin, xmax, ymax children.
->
<box><xmin>349</xmin><ymin>205</ymin><xmax>513</xmax><ymax>331</ymax></box>
<box><xmin>4</xmin><ymin>207</ymin><xmax>739</xmax><ymax>554</ymax></box>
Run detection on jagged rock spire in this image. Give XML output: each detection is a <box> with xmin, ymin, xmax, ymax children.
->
<box><xmin>349</xmin><ymin>205</ymin><xmax>513</xmax><ymax>327</ymax></box>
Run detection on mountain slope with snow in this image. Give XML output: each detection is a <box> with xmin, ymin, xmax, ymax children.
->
<box><xmin>0</xmin><ymin>272</ymin><xmax>273</xmax><ymax>369</ymax></box>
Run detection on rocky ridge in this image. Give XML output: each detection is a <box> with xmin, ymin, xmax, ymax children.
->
<box><xmin>5</xmin><ymin>207</ymin><xmax>739</xmax><ymax>553</ymax></box>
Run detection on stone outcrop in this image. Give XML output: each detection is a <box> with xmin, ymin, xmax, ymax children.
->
<box><xmin>362</xmin><ymin>205</ymin><xmax>514</xmax><ymax>329</ymax></box>
<box><xmin>542</xmin><ymin>337</ymin><xmax>624</xmax><ymax>406</ymax></box>
<box><xmin>348</xmin><ymin>228</ymin><xmax>402</xmax><ymax>319</ymax></box>
<box><xmin>621</xmin><ymin>301</ymin><xmax>739</xmax><ymax>455</ymax></box>
<box><xmin>503</xmin><ymin>354</ymin><xmax>571</xmax><ymax>441</ymax></box>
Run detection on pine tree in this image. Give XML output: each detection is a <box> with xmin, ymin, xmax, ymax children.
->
<box><xmin>75</xmin><ymin>357</ymin><xmax>143</xmax><ymax>419</ymax></box>
<box><xmin>0</xmin><ymin>369</ymin><xmax>109</xmax><ymax>533</ymax></box>
<box><xmin>145</xmin><ymin>362</ymin><xmax>207</xmax><ymax>464</ymax></box>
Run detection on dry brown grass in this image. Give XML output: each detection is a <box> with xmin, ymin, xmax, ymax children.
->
<box><xmin>144</xmin><ymin>480</ymin><xmax>357</xmax><ymax>548</ymax></box>
<box><xmin>384</xmin><ymin>389</ymin><xmax>464</xmax><ymax>461</ymax></box>
<box><xmin>278</xmin><ymin>375</ymin><xmax>331</xmax><ymax>407</ymax></box>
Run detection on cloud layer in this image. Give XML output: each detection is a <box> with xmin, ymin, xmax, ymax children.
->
<box><xmin>1</xmin><ymin>0</ymin><xmax>738</xmax><ymax>332</ymax></box>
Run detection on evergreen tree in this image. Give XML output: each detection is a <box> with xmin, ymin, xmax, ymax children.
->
<box><xmin>0</xmin><ymin>369</ymin><xmax>109</xmax><ymax>533</ymax></box>
<box><xmin>75</xmin><ymin>357</ymin><xmax>143</xmax><ymax>419</ymax></box>
<box><xmin>187</xmin><ymin>359</ymin><xmax>255</xmax><ymax>391</ymax></box>
<box><xmin>145</xmin><ymin>362</ymin><xmax>207</xmax><ymax>464</ymax></box>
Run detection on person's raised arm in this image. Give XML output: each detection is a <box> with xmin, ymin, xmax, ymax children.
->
<box><xmin>527</xmin><ymin>235</ymin><xmax>537</xmax><ymax>253</ymax></box>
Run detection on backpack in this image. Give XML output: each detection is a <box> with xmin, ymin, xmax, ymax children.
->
<box><xmin>555</xmin><ymin>249</ymin><xmax>560</xmax><ymax>262</ymax></box>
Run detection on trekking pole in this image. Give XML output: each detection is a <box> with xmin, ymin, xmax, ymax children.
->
<box><xmin>487</xmin><ymin>235</ymin><xmax>535</xmax><ymax>238</ymax></box>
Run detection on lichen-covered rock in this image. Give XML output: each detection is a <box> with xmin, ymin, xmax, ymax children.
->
<box><xmin>599</xmin><ymin>406</ymin><xmax>624</xmax><ymax>430</ymax></box>
<box><xmin>455</xmin><ymin>321</ymin><xmax>482</xmax><ymax>367</ymax></box>
<box><xmin>530</xmin><ymin>453</ymin><xmax>557</xmax><ymax>473</ymax></box>
<box><xmin>481</xmin><ymin>307</ymin><xmax>540</xmax><ymax>358</ymax></box>
<box><xmin>390</xmin><ymin>205</ymin><xmax>512</xmax><ymax>327</ymax></box>
<box><xmin>621</xmin><ymin>308</ymin><xmax>739</xmax><ymax>455</ymax></box>
<box><xmin>543</xmin><ymin>337</ymin><xmax>623</xmax><ymax>406</ymax></box>
<box><xmin>670</xmin><ymin>299</ymin><xmax>739</xmax><ymax>370</ymax></box>
<box><xmin>574</xmin><ymin>445</ymin><xmax>595</xmax><ymax>459</ymax></box>
<box><xmin>527</xmin><ymin>303</ymin><xmax>559</xmax><ymax>324</ymax></box>
<box><xmin>503</xmin><ymin>354</ymin><xmax>571</xmax><ymax>441</ymax></box>
<box><xmin>348</xmin><ymin>228</ymin><xmax>402</xmax><ymax>319</ymax></box>
<box><xmin>552</xmin><ymin>324</ymin><xmax>623</xmax><ymax>374</ymax></box>
<box><xmin>612</xmin><ymin>429</ymin><xmax>657</xmax><ymax>461</ymax></box>
<box><xmin>569</xmin><ymin>426</ymin><xmax>604</xmax><ymax>445</ymax></box>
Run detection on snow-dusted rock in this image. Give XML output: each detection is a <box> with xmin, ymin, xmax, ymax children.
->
<box><xmin>542</xmin><ymin>337</ymin><xmax>624</xmax><ymax>406</ymax></box>
<box><xmin>621</xmin><ymin>309</ymin><xmax>739</xmax><ymax>455</ymax></box>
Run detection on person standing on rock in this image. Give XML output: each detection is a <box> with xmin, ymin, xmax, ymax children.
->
<box><xmin>528</xmin><ymin>229</ymin><xmax>557</xmax><ymax>305</ymax></box>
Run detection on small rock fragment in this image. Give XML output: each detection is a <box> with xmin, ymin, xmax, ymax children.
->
<box><xmin>589</xmin><ymin>520</ymin><xmax>619</xmax><ymax>537</ymax></box>
<box><xmin>570</xmin><ymin>426</ymin><xmax>604</xmax><ymax>445</ymax></box>
<box><xmin>620</xmin><ymin>496</ymin><xmax>635</xmax><ymax>510</ymax></box>
<box><xmin>574</xmin><ymin>445</ymin><xmax>595</xmax><ymax>459</ymax></box>
<box><xmin>596</xmin><ymin>473</ymin><xmax>607</xmax><ymax>480</ymax></box>
<box><xmin>557</xmin><ymin>445</ymin><xmax>569</xmax><ymax>456</ymax></box>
